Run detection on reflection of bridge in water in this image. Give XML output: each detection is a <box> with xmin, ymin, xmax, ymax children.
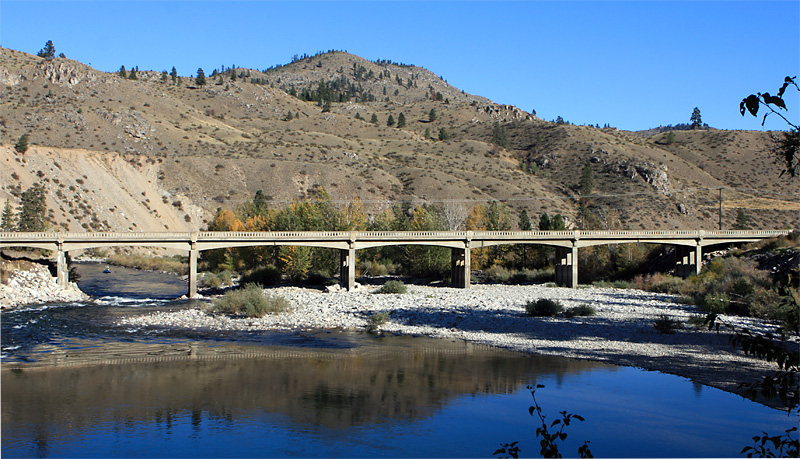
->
<box><xmin>0</xmin><ymin>230</ymin><xmax>790</xmax><ymax>297</ymax></box>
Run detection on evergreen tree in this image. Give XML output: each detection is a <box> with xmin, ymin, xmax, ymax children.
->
<box><xmin>128</xmin><ymin>67</ymin><xmax>137</xmax><ymax>80</ymax></box>
<box><xmin>14</xmin><ymin>134</ymin><xmax>29</xmax><ymax>154</ymax></box>
<box><xmin>118</xmin><ymin>65</ymin><xmax>127</xmax><ymax>78</ymax></box>
<box><xmin>195</xmin><ymin>68</ymin><xmax>206</xmax><ymax>87</ymax></box>
<box><xmin>170</xmin><ymin>67</ymin><xmax>178</xmax><ymax>84</ymax></box>
<box><xmin>17</xmin><ymin>183</ymin><xmax>47</xmax><ymax>232</ymax></box>
<box><xmin>518</xmin><ymin>209</ymin><xmax>532</xmax><ymax>231</ymax></box>
<box><xmin>36</xmin><ymin>40</ymin><xmax>56</xmax><ymax>59</ymax></box>
<box><xmin>424</xmin><ymin>127</ymin><xmax>431</xmax><ymax>139</ymax></box>
<box><xmin>354</xmin><ymin>112</ymin><xmax>363</xmax><ymax>121</ymax></box>
<box><xmin>438</xmin><ymin>127</ymin><xmax>450</xmax><ymax>141</ymax></box>
<box><xmin>733</xmin><ymin>208</ymin><xmax>750</xmax><ymax>230</ymax></box>
<box><xmin>387</xmin><ymin>114</ymin><xmax>395</xmax><ymax>126</ymax></box>
<box><xmin>1</xmin><ymin>200</ymin><xmax>16</xmax><ymax>231</ymax></box>
<box><xmin>580</xmin><ymin>161</ymin><xmax>594</xmax><ymax>195</ymax></box>
<box><xmin>161</xmin><ymin>70</ymin><xmax>168</xmax><ymax>83</ymax></box>
<box><xmin>370</xmin><ymin>113</ymin><xmax>379</xmax><ymax>124</ymax></box>
<box><xmin>397</xmin><ymin>112</ymin><xmax>406</xmax><ymax>128</ymax></box>
<box><xmin>429</xmin><ymin>108</ymin><xmax>438</xmax><ymax>122</ymax></box>
<box><xmin>492</xmin><ymin>121</ymin><xmax>509</xmax><ymax>148</ymax></box>
<box><xmin>690</xmin><ymin>107</ymin><xmax>702</xmax><ymax>128</ymax></box>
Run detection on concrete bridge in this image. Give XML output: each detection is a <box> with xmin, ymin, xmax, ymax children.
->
<box><xmin>0</xmin><ymin>230</ymin><xmax>790</xmax><ymax>298</ymax></box>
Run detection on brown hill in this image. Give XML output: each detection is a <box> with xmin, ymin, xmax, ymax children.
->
<box><xmin>0</xmin><ymin>46</ymin><xmax>797</xmax><ymax>233</ymax></box>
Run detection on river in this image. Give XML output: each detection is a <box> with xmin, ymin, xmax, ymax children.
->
<box><xmin>1</xmin><ymin>262</ymin><xmax>793</xmax><ymax>458</ymax></box>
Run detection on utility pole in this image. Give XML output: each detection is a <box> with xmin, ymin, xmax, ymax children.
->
<box><xmin>718</xmin><ymin>188</ymin><xmax>723</xmax><ymax>230</ymax></box>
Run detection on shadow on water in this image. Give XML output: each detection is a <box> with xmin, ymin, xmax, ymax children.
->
<box><xmin>72</xmin><ymin>261</ymin><xmax>189</xmax><ymax>300</ymax></box>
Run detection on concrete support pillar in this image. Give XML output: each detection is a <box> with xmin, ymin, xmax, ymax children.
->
<box><xmin>674</xmin><ymin>245</ymin><xmax>702</xmax><ymax>278</ymax></box>
<box><xmin>555</xmin><ymin>246</ymin><xmax>578</xmax><ymax>288</ymax></box>
<box><xmin>340</xmin><ymin>247</ymin><xmax>356</xmax><ymax>291</ymax></box>
<box><xmin>56</xmin><ymin>242</ymin><xmax>68</xmax><ymax>288</ymax></box>
<box><xmin>188</xmin><ymin>246</ymin><xmax>198</xmax><ymax>298</ymax></box>
<box><xmin>450</xmin><ymin>246</ymin><xmax>471</xmax><ymax>289</ymax></box>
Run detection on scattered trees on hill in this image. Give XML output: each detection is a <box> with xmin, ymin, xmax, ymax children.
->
<box><xmin>491</xmin><ymin>122</ymin><xmax>509</xmax><ymax>148</ymax></box>
<box><xmin>36</xmin><ymin>40</ymin><xmax>56</xmax><ymax>59</ymax></box>
<box><xmin>15</xmin><ymin>183</ymin><xmax>48</xmax><ymax>232</ymax></box>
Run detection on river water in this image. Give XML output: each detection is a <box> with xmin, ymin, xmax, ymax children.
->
<box><xmin>1</xmin><ymin>263</ymin><xmax>793</xmax><ymax>458</ymax></box>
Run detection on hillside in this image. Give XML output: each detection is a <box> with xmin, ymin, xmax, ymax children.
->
<box><xmin>1</xmin><ymin>46</ymin><xmax>797</xmax><ymax>234</ymax></box>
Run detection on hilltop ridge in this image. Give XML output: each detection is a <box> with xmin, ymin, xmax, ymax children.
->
<box><xmin>0</xmin><ymin>46</ymin><xmax>797</xmax><ymax>235</ymax></box>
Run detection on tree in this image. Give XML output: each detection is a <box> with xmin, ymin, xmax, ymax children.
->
<box><xmin>195</xmin><ymin>68</ymin><xmax>206</xmax><ymax>87</ymax></box>
<box><xmin>518</xmin><ymin>210</ymin><xmax>532</xmax><ymax>231</ymax></box>
<box><xmin>424</xmin><ymin>127</ymin><xmax>431</xmax><ymax>139</ymax></box>
<box><xmin>118</xmin><ymin>65</ymin><xmax>127</xmax><ymax>78</ymax></box>
<box><xmin>1</xmin><ymin>200</ymin><xmax>16</xmax><ymax>231</ymax></box>
<box><xmin>690</xmin><ymin>107</ymin><xmax>702</xmax><ymax>129</ymax></box>
<box><xmin>579</xmin><ymin>161</ymin><xmax>594</xmax><ymax>195</ymax></box>
<box><xmin>429</xmin><ymin>108</ymin><xmax>437</xmax><ymax>122</ymax></box>
<box><xmin>170</xmin><ymin>67</ymin><xmax>178</xmax><ymax>84</ymax></box>
<box><xmin>128</xmin><ymin>67</ymin><xmax>137</xmax><ymax>80</ymax></box>
<box><xmin>14</xmin><ymin>134</ymin><xmax>29</xmax><ymax>154</ymax></box>
<box><xmin>370</xmin><ymin>113</ymin><xmax>379</xmax><ymax>124</ymax></box>
<box><xmin>160</xmin><ymin>70</ymin><xmax>168</xmax><ymax>83</ymax></box>
<box><xmin>492</xmin><ymin>122</ymin><xmax>510</xmax><ymax>148</ymax></box>
<box><xmin>438</xmin><ymin>127</ymin><xmax>450</xmax><ymax>141</ymax></box>
<box><xmin>397</xmin><ymin>112</ymin><xmax>407</xmax><ymax>128</ymax></box>
<box><xmin>387</xmin><ymin>114</ymin><xmax>395</xmax><ymax>127</ymax></box>
<box><xmin>741</xmin><ymin>76</ymin><xmax>799</xmax><ymax>177</ymax></box>
<box><xmin>732</xmin><ymin>208</ymin><xmax>750</xmax><ymax>230</ymax></box>
<box><xmin>17</xmin><ymin>183</ymin><xmax>47</xmax><ymax>232</ymax></box>
<box><xmin>36</xmin><ymin>40</ymin><xmax>56</xmax><ymax>59</ymax></box>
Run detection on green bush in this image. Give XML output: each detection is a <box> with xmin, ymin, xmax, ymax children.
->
<box><xmin>366</xmin><ymin>311</ymin><xmax>390</xmax><ymax>331</ymax></box>
<box><xmin>376</xmin><ymin>280</ymin><xmax>407</xmax><ymax>294</ymax></box>
<box><xmin>564</xmin><ymin>304</ymin><xmax>596</xmax><ymax>318</ymax></box>
<box><xmin>212</xmin><ymin>283</ymin><xmax>291</xmax><ymax>318</ymax></box>
<box><xmin>241</xmin><ymin>265</ymin><xmax>282</xmax><ymax>286</ymax></box>
<box><xmin>525</xmin><ymin>298</ymin><xmax>563</xmax><ymax>317</ymax></box>
<box><xmin>653</xmin><ymin>314</ymin><xmax>682</xmax><ymax>334</ymax></box>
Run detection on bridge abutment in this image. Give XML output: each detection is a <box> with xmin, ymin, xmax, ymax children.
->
<box><xmin>555</xmin><ymin>246</ymin><xmax>578</xmax><ymax>288</ymax></box>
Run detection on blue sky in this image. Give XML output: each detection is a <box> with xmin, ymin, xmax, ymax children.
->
<box><xmin>1</xmin><ymin>1</ymin><xmax>798</xmax><ymax>131</ymax></box>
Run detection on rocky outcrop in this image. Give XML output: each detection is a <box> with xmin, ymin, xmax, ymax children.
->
<box><xmin>477</xmin><ymin>104</ymin><xmax>532</xmax><ymax>122</ymax></box>
<box><xmin>0</xmin><ymin>263</ymin><xmax>87</xmax><ymax>309</ymax></box>
<box><xmin>33</xmin><ymin>59</ymin><xmax>97</xmax><ymax>86</ymax></box>
<box><xmin>610</xmin><ymin>161</ymin><xmax>672</xmax><ymax>196</ymax></box>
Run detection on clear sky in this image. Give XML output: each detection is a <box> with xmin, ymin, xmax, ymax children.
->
<box><xmin>1</xmin><ymin>1</ymin><xmax>798</xmax><ymax>131</ymax></box>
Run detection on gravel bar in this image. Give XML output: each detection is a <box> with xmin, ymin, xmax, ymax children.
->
<box><xmin>118</xmin><ymin>283</ymin><xmax>796</xmax><ymax>408</ymax></box>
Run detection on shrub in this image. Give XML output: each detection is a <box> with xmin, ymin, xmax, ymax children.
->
<box><xmin>525</xmin><ymin>298</ymin><xmax>563</xmax><ymax>317</ymax></box>
<box><xmin>375</xmin><ymin>280</ymin><xmax>407</xmax><ymax>294</ymax></box>
<box><xmin>305</xmin><ymin>271</ymin><xmax>330</xmax><ymax>286</ymax></box>
<box><xmin>564</xmin><ymin>304</ymin><xmax>596</xmax><ymax>318</ymax></box>
<box><xmin>241</xmin><ymin>265</ymin><xmax>282</xmax><ymax>286</ymax></box>
<box><xmin>653</xmin><ymin>314</ymin><xmax>682</xmax><ymax>334</ymax></box>
<box><xmin>212</xmin><ymin>283</ymin><xmax>291</xmax><ymax>318</ymax></box>
<box><xmin>485</xmin><ymin>265</ymin><xmax>512</xmax><ymax>283</ymax></box>
<box><xmin>366</xmin><ymin>311</ymin><xmax>390</xmax><ymax>331</ymax></box>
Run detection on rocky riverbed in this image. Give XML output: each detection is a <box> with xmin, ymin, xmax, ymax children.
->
<box><xmin>118</xmin><ymin>283</ymin><xmax>797</xmax><ymax>408</ymax></box>
<box><xmin>0</xmin><ymin>262</ymin><xmax>88</xmax><ymax>308</ymax></box>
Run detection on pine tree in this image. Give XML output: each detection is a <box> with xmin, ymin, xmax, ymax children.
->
<box><xmin>17</xmin><ymin>183</ymin><xmax>47</xmax><ymax>232</ymax></box>
<box><xmin>492</xmin><ymin>121</ymin><xmax>509</xmax><ymax>148</ymax></box>
<box><xmin>690</xmin><ymin>107</ymin><xmax>702</xmax><ymax>129</ymax></box>
<box><xmin>429</xmin><ymin>108</ymin><xmax>437</xmax><ymax>122</ymax></box>
<box><xmin>170</xmin><ymin>67</ymin><xmax>178</xmax><ymax>84</ymax></box>
<box><xmin>387</xmin><ymin>114</ymin><xmax>395</xmax><ymax>126</ymax></box>
<box><xmin>438</xmin><ymin>127</ymin><xmax>450</xmax><ymax>141</ymax></box>
<box><xmin>195</xmin><ymin>68</ymin><xmax>206</xmax><ymax>87</ymax></box>
<box><xmin>128</xmin><ymin>67</ymin><xmax>137</xmax><ymax>80</ymax></box>
<box><xmin>36</xmin><ymin>40</ymin><xmax>56</xmax><ymax>59</ymax></box>
<box><xmin>733</xmin><ymin>208</ymin><xmax>750</xmax><ymax>230</ymax></box>
<box><xmin>397</xmin><ymin>112</ymin><xmax>406</xmax><ymax>128</ymax></box>
<box><xmin>118</xmin><ymin>65</ymin><xmax>127</xmax><ymax>78</ymax></box>
<box><xmin>161</xmin><ymin>70</ymin><xmax>168</xmax><ymax>83</ymax></box>
<box><xmin>580</xmin><ymin>161</ymin><xmax>594</xmax><ymax>195</ymax></box>
<box><xmin>1</xmin><ymin>200</ymin><xmax>16</xmax><ymax>231</ymax></box>
<box><xmin>14</xmin><ymin>134</ymin><xmax>29</xmax><ymax>154</ymax></box>
<box><xmin>424</xmin><ymin>127</ymin><xmax>431</xmax><ymax>139</ymax></box>
<box><xmin>518</xmin><ymin>209</ymin><xmax>532</xmax><ymax>231</ymax></box>
<box><xmin>370</xmin><ymin>113</ymin><xmax>379</xmax><ymax>124</ymax></box>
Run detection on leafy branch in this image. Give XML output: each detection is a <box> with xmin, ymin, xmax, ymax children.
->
<box><xmin>740</xmin><ymin>76</ymin><xmax>799</xmax><ymax>130</ymax></box>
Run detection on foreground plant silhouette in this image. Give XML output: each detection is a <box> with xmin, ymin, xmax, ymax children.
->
<box><xmin>493</xmin><ymin>384</ymin><xmax>592</xmax><ymax>458</ymax></box>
